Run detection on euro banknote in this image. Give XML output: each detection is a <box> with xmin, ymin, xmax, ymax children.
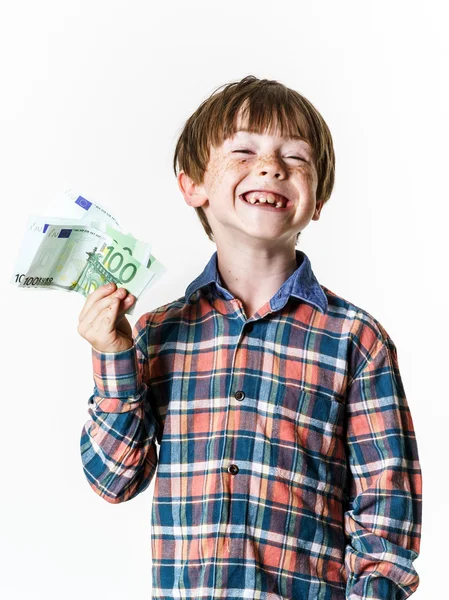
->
<box><xmin>11</xmin><ymin>193</ymin><xmax>166</xmax><ymax>315</ymax></box>
<box><xmin>58</xmin><ymin>187</ymin><xmax>124</xmax><ymax>230</ymax></box>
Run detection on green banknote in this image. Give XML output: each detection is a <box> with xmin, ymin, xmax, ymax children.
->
<box><xmin>11</xmin><ymin>214</ymin><xmax>166</xmax><ymax>315</ymax></box>
<box><xmin>91</xmin><ymin>221</ymin><xmax>154</xmax><ymax>268</ymax></box>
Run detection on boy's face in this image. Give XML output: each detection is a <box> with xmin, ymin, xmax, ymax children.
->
<box><xmin>179</xmin><ymin>111</ymin><xmax>324</xmax><ymax>247</ymax></box>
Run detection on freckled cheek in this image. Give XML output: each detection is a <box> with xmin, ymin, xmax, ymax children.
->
<box><xmin>204</xmin><ymin>160</ymin><xmax>224</xmax><ymax>194</ymax></box>
<box><xmin>293</xmin><ymin>166</ymin><xmax>318</xmax><ymax>193</ymax></box>
<box><xmin>206</xmin><ymin>158</ymin><xmax>246</xmax><ymax>196</ymax></box>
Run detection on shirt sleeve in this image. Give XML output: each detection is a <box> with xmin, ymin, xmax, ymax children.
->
<box><xmin>80</xmin><ymin>313</ymin><xmax>160</xmax><ymax>503</ymax></box>
<box><xmin>343</xmin><ymin>333</ymin><xmax>422</xmax><ymax>599</ymax></box>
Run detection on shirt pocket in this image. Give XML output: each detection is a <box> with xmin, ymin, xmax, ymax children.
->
<box><xmin>273</xmin><ymin>386</ymin><xmax>345</xmax><ymax>460</ymax></box>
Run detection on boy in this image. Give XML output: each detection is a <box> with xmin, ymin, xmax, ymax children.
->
<box><xmin>78</xmin><ymin>75</ymin><xmax>422</xmax><ymax>599</ymax></box>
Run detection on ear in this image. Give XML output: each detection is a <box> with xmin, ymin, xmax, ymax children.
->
<box><xmin>311</xmin><ymin>199</ymin><xmax>325</xmax><ymax>221</ymax></box>
<box><xmin>177</xmin><ymin>171</ymin><xmax>208</xmax><ymax>208</ymax></box>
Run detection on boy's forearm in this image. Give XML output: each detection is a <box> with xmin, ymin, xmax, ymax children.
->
<box><xmin>80</xmin><ymin>340</ymin><xmax>159</xmax><ymax>503</ymax></box>
<box><xmin>80</xmin><ymin>387</ymin><xmax>158</xmax><ymax>503</ymax></box>
<box><xmin>343</xmin><ymin>335</ymin><xmax>422</xmax><ymax>598</ymax></box>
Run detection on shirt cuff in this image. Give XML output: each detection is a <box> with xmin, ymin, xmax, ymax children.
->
<box><xmin>92</xmin><ymin>345</ymin><xmax>142</xmax><ymax>398</ymax></box>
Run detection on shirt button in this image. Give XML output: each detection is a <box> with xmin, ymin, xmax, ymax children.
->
<box><xmin>234</xmin><ymin>390</ymin><xmax>245</xmax><ymax>401</ymax></box>
<box><xmin>228</xmin><ymin>464</ymin><xmax>239</xmax><ymax>475</ymax></box>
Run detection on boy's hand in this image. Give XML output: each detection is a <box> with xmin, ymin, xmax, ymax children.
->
<box><xmin>77</xmin><ymin>282</ymin><xmax>136</xmax><ymax>353</ymax></box>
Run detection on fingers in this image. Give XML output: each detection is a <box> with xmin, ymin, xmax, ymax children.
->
<box><xmin>116</xmin><ymin>293</ymin><xmax>136</xmax><ymax>322</ymax></box>
<box><xmin>78</xmin><ymin>282</ymin><xmax>118</xmax><ymax>324</ymax></box>
<box><xmin>77</xmin><ymin>282</ymin><xmax>136</xmax><ymax>352</ymax></box>
<box><xmin>93</xmin><ymin>292</ymin><xmax>134</xmax><ymax>338</ymax></box>
<box><xmin>92</xmin><ymin>295</ymin><xmax>122</xmax><ymax>336</ymax></box>
<box><xmin>80</xmin><ymin>286</ymin><xmax>129</xmax><ymax>330</ymax></box>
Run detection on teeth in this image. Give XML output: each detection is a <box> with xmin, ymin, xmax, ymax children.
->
<box><xmin>244</xmin><ymin>191</ymin><xmax>287</xmax><ymax>208</ymax></box>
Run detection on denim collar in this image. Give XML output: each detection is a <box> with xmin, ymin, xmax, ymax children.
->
<box><xmin>185</xmin><ymin>249</ymin><xmax>328</xmax><ymax>314</ymax></box>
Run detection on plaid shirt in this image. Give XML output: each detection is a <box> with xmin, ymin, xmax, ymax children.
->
<box><xmin>81</xmin><ymin>249</ymin><xmax>422</xmax><ymax>600</ymax></box>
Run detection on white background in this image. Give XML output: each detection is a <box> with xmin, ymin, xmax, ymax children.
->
<box><xmin>0</xmin><ymin>1</ymin><xmax>446</xmax><ymax>598</ymax></box>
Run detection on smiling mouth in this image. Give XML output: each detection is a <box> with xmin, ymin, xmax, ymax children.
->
<box><xmin>239</xmin><ymin>194</ymin><xmax>292</xmax><ymax>211</ymax></box>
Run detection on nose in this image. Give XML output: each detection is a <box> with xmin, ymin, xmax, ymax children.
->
<box><xmin>257</xmin><ymin>154</ymin><xmax>287</xmax><ymax>179</ymax></box>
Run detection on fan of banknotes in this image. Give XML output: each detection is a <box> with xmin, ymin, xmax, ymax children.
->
<box><xmin>10</xmin><ymin>188</ymin><xmax>167</xmax><ymax>315</ymax></box>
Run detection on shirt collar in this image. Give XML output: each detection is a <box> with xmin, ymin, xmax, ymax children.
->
<box><xmin>185</xmin><ymin>249</ymin><xmax>328</xmax><ymax>314</ymax></box>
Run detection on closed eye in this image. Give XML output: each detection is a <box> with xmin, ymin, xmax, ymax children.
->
<box><xmin>232</xmin><ymin>149</ymin><xmax>306</xmax><ymax>161</ymax></box>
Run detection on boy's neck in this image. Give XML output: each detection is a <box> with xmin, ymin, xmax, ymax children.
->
<box><xmin>215</xmin><ymin>243</ymin><xmax>299</xmax><ymax>320</ymax></box>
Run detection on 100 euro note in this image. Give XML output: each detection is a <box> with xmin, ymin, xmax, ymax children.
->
<box><xmin>11</xmin><ymin>214</ymin><xmax>166</xmax><ymax>315</ymax></box>
<box><xmin>55</xmin><ymin>188</ymin><xmax>163</xmax><ymax>284</ymax></box>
